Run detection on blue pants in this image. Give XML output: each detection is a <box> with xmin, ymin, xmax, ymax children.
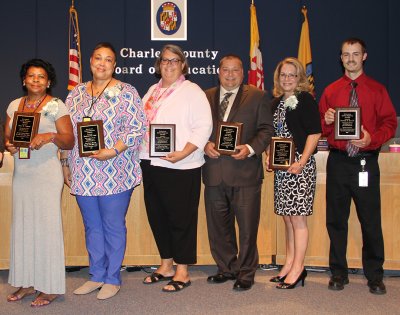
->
<box><xmin>76</xmin><ymin>189</ymin><xmax>133</xmax><ymax>285</ymax></box>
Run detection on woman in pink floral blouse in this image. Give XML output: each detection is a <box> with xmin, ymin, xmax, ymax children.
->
<box><xmin>140</xmin><ymin>44</ymin><xmax>212</xmax><ymax>292</ymax></box>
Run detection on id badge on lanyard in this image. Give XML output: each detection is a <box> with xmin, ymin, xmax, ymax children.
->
<box><xmin>359</xmin><ymin>158</ymin><xmax>368</xmax><ymax>187</ymax></box>
<box><xmin>19</xmin><ymin>147</ymin><xmax>30</xmax><ymax>159</ymax></box>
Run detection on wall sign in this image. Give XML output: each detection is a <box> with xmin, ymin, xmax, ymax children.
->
<box><xmin>151</xmin><ymin>0</ymin><xmax>187</xmax><ymax>41</ymax></box>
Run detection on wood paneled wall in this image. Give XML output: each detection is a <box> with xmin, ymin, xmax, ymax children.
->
<box><xmin>1</xmin><ymin>152</ymin><xmax>399</xmax><ymax>270</ymax></box>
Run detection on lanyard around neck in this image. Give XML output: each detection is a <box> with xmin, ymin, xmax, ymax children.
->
<box><xmin>85</xmin><ymin>79</ymin><xmax>112</xmax><ymax>117</ymax></box>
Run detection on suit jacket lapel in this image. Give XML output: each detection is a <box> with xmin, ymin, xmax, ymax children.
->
<box><xmin>227</xmin><ymin>84</ymin><xmax>247</xmax><ymax>122</ymax></box>
<box><xmin>271</xmin><ymin>96</ymin><xmax>283</xmax><ymax>113</ymax></box>
<box><xmin>212</xmin><ymin>87</ymin><xmax>221</xmax><ymax>121</ymax></box>
<box><xmin>208</xmin><ymin>87</ymin><xmax>221</xmax><ymax>141</ymax></box>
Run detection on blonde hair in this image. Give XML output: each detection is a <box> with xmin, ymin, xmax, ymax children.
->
<box><xmin>272</xmin><ymin>57</ymin><xmax>310</xmax><ymax>97</ymax></box>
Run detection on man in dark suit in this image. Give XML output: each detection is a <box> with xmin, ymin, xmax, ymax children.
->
<box><xmin>203</xmin><ymin>54</ymin><xmax>273</xmax><ymax>291</ymax></box>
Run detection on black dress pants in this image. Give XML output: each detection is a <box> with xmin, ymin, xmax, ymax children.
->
<box><xmin>141</xmin><ymin>160</ymin><xmax>201</xmax><ymax>265</ymax></box>
<box><xmin>205</xmin><ymin>183</ymin><xmax>261</xmax><ymax>282</ymax></box>
<box><xmin>326</xmin><ymin>150</ymin><xmax>384</xmax><ymax>282</ymax></box>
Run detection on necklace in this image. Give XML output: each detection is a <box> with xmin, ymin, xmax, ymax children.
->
<box><xmin>23</xmin><ymin>94</ymin><xmax>47</xmax><ymax>112</ymax></box>
<box><xmin>24</xmin><ymin>94</ymin><xmax>46</xmax><ymax>109</ymax></box>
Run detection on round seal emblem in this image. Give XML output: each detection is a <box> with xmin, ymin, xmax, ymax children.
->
<box><xmin>156</xmin><ymin>2</ymin><xmax>182</xmax><ymax>35</ymax></box>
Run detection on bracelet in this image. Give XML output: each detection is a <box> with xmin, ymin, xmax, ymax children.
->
<box><xmin>50</xmin><ymin>132</ymin><xmax>56</xmax><ymax>143</ymax></box>
<box><xmin>112</xmin><ymin>147</ymin><xmax>120</xmax><ymax>156</ymax></box>
<box><xmin>60</xmin><ymin>158</ymin><xmax>69</xmax><ymax>167</ymax></box>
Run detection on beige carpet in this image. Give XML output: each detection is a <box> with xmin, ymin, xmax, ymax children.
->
<box><xmin>0</xmin><ymin>266</ymin><xmax>399</xmax><ymax>315</ymax></box>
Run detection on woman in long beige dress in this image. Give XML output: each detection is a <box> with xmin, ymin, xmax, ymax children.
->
<box><xmin>5</xmin><ymin>58</ymin><xmax>74</xmax><ymax>307</ymax></box>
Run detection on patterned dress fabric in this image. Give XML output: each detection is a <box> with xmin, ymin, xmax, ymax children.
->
<box><xmin>66</xmin><ymin>82</ymin><xmax>146</xmax><ymax>196</ymax></box>
<box><xmin>7</xmin><ymin>98</ymin><xmax>68</xmax><ymax>294</ymax></box>
<box><xmin>273</xmin><ymin>100</ymin><xmax>316</xmax><ymax>216</ymax></box>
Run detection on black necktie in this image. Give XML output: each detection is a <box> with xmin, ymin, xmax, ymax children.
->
<box><xmin>346</xmin><ymin>81</ymin><xmax>359</xmax><ymax>157</ymax></box>
<box><xmin>219</xmin><ymin>92</ymin><xmax>233</xmax><ymax>120</ymax></box>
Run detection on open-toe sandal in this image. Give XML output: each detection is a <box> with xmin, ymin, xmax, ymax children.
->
<box><xmin>162</xmin><ymin>280</ymin><xmax>191</xmax><ymax>292</ymax></box>
<box><xmin>30</xmin><ymin>293</ymin><xmax>58</xmax><ymax>307</ymax></box>
<box><xmin>7</xmin><ymin>287</ymin><xmax>36</xmax><ymax>302</ymax></box>
<box><xmin>143</xmin><ymin>272</ymin><xmax>174</xmax><ymax>284</ymax></box>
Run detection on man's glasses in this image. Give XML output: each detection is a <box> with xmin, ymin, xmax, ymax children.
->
<box><xmin>161</xmin><ymin>58</ymin><xmax>181</xmax><ymax>65</ymax></box>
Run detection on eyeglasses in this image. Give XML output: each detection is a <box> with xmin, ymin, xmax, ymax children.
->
<box><xmin>161</xmin><ymin>58</ymin><xmax>181</xmax><ymax>65</ymax></box>
<box><xmin>279</xmin><ymin>73</ymin><xmax>298</xmax><ymax>80</ymax></box>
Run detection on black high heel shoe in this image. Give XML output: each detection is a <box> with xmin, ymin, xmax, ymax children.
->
<box><xmin>269</xmin><ymin>275</ymin><xmax>287</xmax><ymax>283</ymax></box>
<box><xmin>276</xmin><ymin>269</ymin><xmax>307</xmax><ymax>289</ymax></box>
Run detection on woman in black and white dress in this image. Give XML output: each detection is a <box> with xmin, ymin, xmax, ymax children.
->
<box><xmin>266</xmin><ymin>57</ymin><xmax>321</xmax><ymax>289</ymax></box>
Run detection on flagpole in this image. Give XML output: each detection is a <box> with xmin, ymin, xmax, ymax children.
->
<box><xmin>298</xmin><ymin>4</ymin><xmax>315</xmax><ymax>96</ymax></box>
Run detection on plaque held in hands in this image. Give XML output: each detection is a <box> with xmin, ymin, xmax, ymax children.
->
<box><xmin>334</xmin><ymin>107</ymin><xmax>361</xmax><ymax>140</ymax></box>
<box><xmin>149</xmin><ymin>124</ymin><xmax>176</xmax><ymax>157</ymax></box>
<box><xmin>215</xmin><ymin>121</ymin><xmax>243</xmax><ymax>155</ymax></box>
<box><xmin>77</xmin><ymin>120</ymin><xmax>105</xmax><ymax>157</ymax></box>
<box><xmin>10</xmin><ymin>112</ymin><xmax>41</xmax><ymax>147</ymax></box>
<box><xmin>269</xmin><ymin>137</ymin><xmax>295</xmax><ymax>170</ymax></box>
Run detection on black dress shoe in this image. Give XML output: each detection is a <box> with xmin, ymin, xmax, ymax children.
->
<box><xmin>207</xmin><ymin>273</ymin><xmax>236</xmax><ymax>284</ymax></box>
<box><xmin>328</xmin><ymin>275</ymin><xmax>349</xmax><ymax>291</ymax></box>
<box><xmin>276</xmin><ymin>269</ymin><xmax>307</xmax><ymax>289</ymax></box>
<box><xmin>269</xmin><ymin>275</ymin><xmax>287</xmax><ymax>283</ymax></box>
<box><xmin>368</xmin><ymin>280</ymin><xmax>386</xmax><ymax>295</ymax></box>
<box><xmin>233</xmin><ymin>279</ymin><xmax>252</xmax><ymax>291</ymax></box>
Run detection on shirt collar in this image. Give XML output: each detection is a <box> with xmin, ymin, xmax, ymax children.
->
<box><xmin>220</xmin><ymin>86</ymin><xmax>240</xmax><ymax>99</ymax></box>
<box><xmin>343</xmin><ymin>72</ymin><xmax>367</xmax><ymax>85</ymax></box>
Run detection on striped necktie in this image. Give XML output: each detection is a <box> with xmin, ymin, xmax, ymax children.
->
<box><xmin>219</xmin><ymin>92</ymin><xmax>233</xmax><ymax>120</ymax></box>
<box><xmin>346</xmin><ymin>81</ymin><xmax>359</xmax><ymax>157</ymax></box>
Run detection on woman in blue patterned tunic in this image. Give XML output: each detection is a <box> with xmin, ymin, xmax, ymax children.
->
<box><xmin>266</xmin><ymin>57</ymin><xmax>321</xmax><ymax>289</ymax></box>
<box><xmin>62</xmin><ymin>43</ymin><xmax>146</xmax><ymax>300</ymax></box>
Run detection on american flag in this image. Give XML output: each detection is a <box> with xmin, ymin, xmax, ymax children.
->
<box><xmin>68</xmin><ymin>4</ymin><xmax>81</xmax><ymax>90</ymax></box>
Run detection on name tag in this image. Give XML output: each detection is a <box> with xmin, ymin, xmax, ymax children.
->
<box><xmin>359</xmin><ymin>171</ymin><xmax>368</xmax><ymax>187</ymax></box>
<box><xmin>19</xmin><ymin>147</ymin><xmax>30</xmax><ymax>159</ymax></box>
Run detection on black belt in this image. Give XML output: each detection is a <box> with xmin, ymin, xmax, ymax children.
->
<box><xmin>329</xmin><ymin>148</ymin><xmax>379</xmax><ymax>158</ymax></box>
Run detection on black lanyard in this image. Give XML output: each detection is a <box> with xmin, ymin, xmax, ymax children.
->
<box><xmin>84</xmin><ymin>79</ymin><xmax>112</xmax><ymax>118</ymax></box>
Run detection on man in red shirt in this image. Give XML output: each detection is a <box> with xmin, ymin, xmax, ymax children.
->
<box><xmin>319</xmin><ymin>38</ymin><xmax>397</xmax><ymax>295</ymax></box>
